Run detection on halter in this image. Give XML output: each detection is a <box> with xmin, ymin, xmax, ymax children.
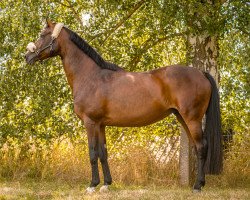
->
<box><xmin>26</xmin><ymin>23</ymin><xmax>64</xmax><ymax>56</ymax></box>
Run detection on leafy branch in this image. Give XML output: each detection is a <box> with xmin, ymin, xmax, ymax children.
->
<box><xmin>54</xmin><ymin>0</ymin><xmax>84</xmax><ymax>30</ymax></box>
<box><xmin>90</xmin><ymin>0</ymin><xmax>146</xmax><ymax>43</ymax></box>
<box><xmin>128</xmin><ymin>32</ymin><xmax>186</xmax><ymax>69</ymax></box>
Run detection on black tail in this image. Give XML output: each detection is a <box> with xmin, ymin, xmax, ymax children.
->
<box><xmin>203</xmin><ymin>72</ymin><xmax>223</xmax><ymax>174</ymax></box>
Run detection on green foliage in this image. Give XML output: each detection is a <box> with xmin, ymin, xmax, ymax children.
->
<box><xmin>220</xmin><ymin>30</ymin><xmax>250</xmax><ymax>134</ymax></box>
<box><xmin>0</xmin><ymin>0</ymin><xmax>249</xmax><ymax>147</ymax></box>
<box><xmin>219</xmin><ymin>0</ymin><xmax>250</xmax><ymax>135</ymax></box>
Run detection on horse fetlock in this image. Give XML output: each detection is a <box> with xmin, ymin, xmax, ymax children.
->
<box><xmin>193</xmin><ymin>184</ymin><xmax>202</xmax><ymax>192</ymax></box>
<box><xmin>193</xmin><ymin>180</ymin><xmax>204</xmax><ymax>192</ymax></box>
<box><xmin>104</xmin><ymin>178</ymin><xmax>112</xmax><ymax>185</ymax></box>
<box><xmin>200</xmin><ymin>180</ymin><xmax>205</xmax><ymax>187</ymax></box>
<box><xmin>90</xmin><ymin>179</ymin><xmax>100</xmax><ymax>187</ymax></box>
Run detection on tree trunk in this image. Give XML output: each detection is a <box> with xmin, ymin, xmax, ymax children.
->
<box><xmin>179</xmin><ymin>127</ymin><xmax>194</xmax><ymax>185</ymax></box>
<box><xmin>179</xmin><ymin>0</ymin><xmax>220</xmax><ymax>186</ymax></box>
<box><xmin>187</xmin><ymin>34</ymin><xmax>219</xmax><ymax>81</ymax></box>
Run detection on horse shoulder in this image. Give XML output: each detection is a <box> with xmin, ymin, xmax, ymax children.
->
<box><xmin>73</xmin><ymin>81</ymin><xmax>107</xmax><ymax>122</ymax></box>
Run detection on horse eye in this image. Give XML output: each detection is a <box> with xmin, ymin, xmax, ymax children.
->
<box><xmin>40</xmin><ymin>31</ymin><xmax>49</xmax><ymax>38</ymax></box>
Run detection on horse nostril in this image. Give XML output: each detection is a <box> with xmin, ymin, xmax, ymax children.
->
<box><xmin>25</xmin><ymin>54</ymin><xmax>29</xmax><ymax>62</ymax></box>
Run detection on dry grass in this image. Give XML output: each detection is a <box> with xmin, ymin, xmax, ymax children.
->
<box><xmin>0</xmin><ymin>137</ymin><xmax>179</xmax><ymax>186</ymax></box>
<box><xmin>0</xmin><ymin>180</ymin><xmax>249</xmax><ymax>200</ymax></box>
<box><xmin>109</xmin><ymin>146</ymin><xmax>179</xmax><ymax>186</ymax></box>
<box><xmin>0</xmin><ymin>134</ymin><xmax>249</xmax><ymax>200</ymax></box>
<box><xmin>0</xmin><ymin>137</ymin><xmax>90</xmax><ymax>183</ymax></box>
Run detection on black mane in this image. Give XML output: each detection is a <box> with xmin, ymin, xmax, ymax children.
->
<box><xmin>64</xmin><ymin>27</ymin><xmax>124</xmax><ymax>71</ymax></box>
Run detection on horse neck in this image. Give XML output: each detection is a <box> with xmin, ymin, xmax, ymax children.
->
<box><xmin>59</xmin><ymin>39</ymin><xmax>100</xmax><ymax>90</ymax></box>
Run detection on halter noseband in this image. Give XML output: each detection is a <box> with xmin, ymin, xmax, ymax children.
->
<box><xmin>34</xmin><ymin>38</ymin><xmax>55</xmax><ymax>56</ymax></box>
<box><xmin>26</xmin><ymin>23</ymin><xmax>64</xmax><ymax>56</ymax></box>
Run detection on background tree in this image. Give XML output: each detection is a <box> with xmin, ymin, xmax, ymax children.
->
<box><xmin>0</xmin><ymin>0</ymin><xmax>249</xmax><ymax>183</ymax></box>
<box><xmin>180</xmin><ymin>0</ymin><xmax>226</xmax><ymax>185</ymax></box>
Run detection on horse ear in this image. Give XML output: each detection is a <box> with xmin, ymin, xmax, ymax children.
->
<box><xmin>46</xmin><ymin>19</ymin><xmax>53</xmax><ymax>27</ymax></box>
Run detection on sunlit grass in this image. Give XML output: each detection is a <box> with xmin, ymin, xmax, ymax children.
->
<box><xmin>0</xmin><ymin>180</ymin><xmax>249</xmax><ymax>200</ymax></box>
<box><xmin>0</xmin><ymin>136</ymin><xmax>179</xmax><ymax>186</ymax></box>
<box><xmin>0</xmin><ymin>134</ymin><xmax>249</xmax><ymax>199</ymax></box>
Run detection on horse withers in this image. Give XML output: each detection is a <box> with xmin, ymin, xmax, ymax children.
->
<box><xmin>25</xmin><ymin>20</ymin><xmax>223</xmax><ymax>193</ymax></box>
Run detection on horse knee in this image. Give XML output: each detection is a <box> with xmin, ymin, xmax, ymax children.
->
<box><xmin>89</xmin><ymin>149</ymin><xmax>98</xmax><ymax>165</ymax></box>
<box><xmin>99</xmin><ymin>151</ymin><xmax>107</xmax><ymax>163</ymax></box>
<box><xmin>90</xmin><ymin>157</ymin><xmax>98</xmax><ymax>165</ymax></box>
<box><xmin>98</xmin><ymin>144</ymin><xmax>108</xmax><ymax>163</ymax></box>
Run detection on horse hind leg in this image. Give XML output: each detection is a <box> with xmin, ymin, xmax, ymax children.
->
<box><xmin>186</xmin><ymin>120</ymin><xmax>207</xmax><ymax>192</ymax></box>
<box><xmin>175</xmin><ymin>111</ymin><xmax>207</xmax><ymax>191</ymax></box>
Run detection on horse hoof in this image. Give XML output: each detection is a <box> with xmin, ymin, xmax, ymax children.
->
<box><xmin>86</xmin><ymin>187</ymin><xmax>95</xmax><ymax>194</ymax></box>
<box><xmin>100</xmin><ymin>185</ymin><xmax>109</xmax><ymax>193</ymax></box>
<box><xmin>193</xmin><ymin>189</ymin><xmax>201</xmax><ymax>193</ymax></box>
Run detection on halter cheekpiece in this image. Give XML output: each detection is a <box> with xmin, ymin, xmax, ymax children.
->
<box><xmin>26</xmin><ymin>23</ymin><xmax>64</xmax><ymax>56</ymax></box>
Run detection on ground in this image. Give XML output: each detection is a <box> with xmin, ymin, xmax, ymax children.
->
<box><xmin>0</xmin><ymin>181</ymin><xmax>249</xmax><ymax>200</ymax></box>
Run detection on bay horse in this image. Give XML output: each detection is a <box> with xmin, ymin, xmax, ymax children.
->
<box><xmin>25</xmin><ymin>21</ymin><xmax>222</xmax><ymax>193</ymax></box>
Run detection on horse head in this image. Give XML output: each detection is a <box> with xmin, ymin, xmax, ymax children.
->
<box><xmin>25</xmin><ymin>20</ymin><xmax>64</xmax><ymax>64</ymax></box>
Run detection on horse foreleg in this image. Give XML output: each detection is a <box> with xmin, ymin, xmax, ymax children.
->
<box><xmin>98</xmin><ymin>125</ymin><xmax>112</xmax><ymax>192</ymax></box>
<box><xmin>85</xmin><ymin>121</ymin><xmax>100</xmax><ymax>193</ymax></box>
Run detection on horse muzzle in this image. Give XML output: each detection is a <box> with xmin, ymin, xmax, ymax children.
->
<box><xmin>25</xmin><ymin>42</ymin><xmax>38</xmax><ymax>65</ymax></box>
<box><xmin>25</xmin><ymin>51</ymin><xmax>38</xmax><ymax>65</ymax></box>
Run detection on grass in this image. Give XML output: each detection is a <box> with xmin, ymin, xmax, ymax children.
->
<box><xmin>0</xmin><ymin>180</ymin><xmax>249</xmax><ymax>200</ymax></box>
<box><xmin>0</xmin><ymin>134</ymin><xmax>249</xmax><ymax>199</ymax></box>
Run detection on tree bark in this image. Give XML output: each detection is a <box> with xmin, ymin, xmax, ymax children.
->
<box><xmin>187</xmin><ymin>34</ymin><xmax>219</xmax><ymax>81</ymax></box>
<box><xmin>179</xmin><ymin>0</ymin><xmax>220</xmax><ymax>186</ymax></box>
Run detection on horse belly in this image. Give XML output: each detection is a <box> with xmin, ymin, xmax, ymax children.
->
<box><xmin>102</xmin><ymin>71</ymin><xmax>172</xmax><ymax>126</ymax></box>
<box><xmin>103</xmin><ymin>101</ymin><xmax>171</xmax><ymax>127</ymax></box>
